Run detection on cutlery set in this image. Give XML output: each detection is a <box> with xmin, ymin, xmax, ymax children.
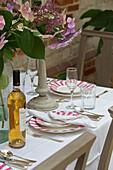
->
<box><xmin>0</xmin><ymin>150</ymin><xmax>36</xmax><ymax>169</ymax></box>
<box><xmin>54</xmin><ymin>90</ymin><xmax>109</xmax><ymax>103</ymax></box>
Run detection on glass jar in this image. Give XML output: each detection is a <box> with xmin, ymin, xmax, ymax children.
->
<box><xmin>0</xmin><ymin>58</ymin><xmax>13</xmax><ymax>143</ymax></box>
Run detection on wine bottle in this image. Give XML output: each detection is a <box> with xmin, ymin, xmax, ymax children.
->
<box><xmin>7</xmin><ymin>70</ymin><xmax>26</xmax><ymax>148</ymax></box>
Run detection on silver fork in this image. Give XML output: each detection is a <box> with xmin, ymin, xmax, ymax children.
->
<box><xmin>27</xmin><ymin>129</ymin><xmax>64</xmax><ymax>142</ymax></box>
<box><xmin>96</xmin><ymin>90</ymin><xmax>108</xmax><ymax>98</ymax></box>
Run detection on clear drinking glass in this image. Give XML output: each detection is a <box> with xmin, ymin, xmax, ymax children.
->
<box><xmin>66</xmin><ymin>67</ymin><xmax>78</xmax><ymax>110</ymax></box>
<box><xmin>80</xmin><ymin>83</ymin><xmax>96</xmax><ymax>110</ymax></box>
<box><xmin>27</xmin><ymin>58</ymin><xmax>38</xmax><ymax>95</ymax></box>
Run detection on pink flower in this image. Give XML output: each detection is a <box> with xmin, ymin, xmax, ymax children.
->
<box><xmin>67</xmin><ymin>17</ymin><xmax>75</xmax><ymax>28</ymax></box>
<box><xmin>0</xmin><ymin>15</ymin><xmax>5</xmax><ymax>30</ymax></box>
<box><xmin>60</xmin><ymin>10</ymin><xmax>66</xmax><ymax>27</ymax></box>
<box><xmin>20</xmin><ymin>1</ymin><xmax>34</xmax><ymax>22</ymax></box>
<box><xmin>0</xmin><ymin>33</ymin><xmax>8</xmax><ymax>50</ymax></box>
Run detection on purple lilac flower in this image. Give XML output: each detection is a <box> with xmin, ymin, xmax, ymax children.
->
<box><xmin>65</xmin><ymin>28</ymin><xmax>75</xmax><ymax>35</ymax></box>
<box><xmin>67</xmin><ymin>17</ymin><xmax>75</xmax><ymax>28</ymax></box>
<box><xmin>33</xmin><ymin>0</ymin><xmax>60</xmax><ymax>33</ymax></box>
<box><xmin>48</xmin><ymin>28</ymin><xmax>82</xmax><ymax>49</ymax></box>
<box><xmin>7</xmin><ymin>3</ymin><xmax>13</xmax><ymax>12</ymax></box>
<box><xmin>0</xmin><ymin>0</ymin><xmax>20</xmax><ymax>12</ymax></box>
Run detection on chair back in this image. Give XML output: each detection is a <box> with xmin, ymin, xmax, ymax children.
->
<box><xmin>33</xmin><ymin>132</ymin><xmax>96</xmax><ymax>170</ymax></box>
<box><xmin>109</xmin><ymin>73</ymin><xmax>113</xmax><ymax>88</ymax></box>
<box><xmin>77</xmin><ymin>29</ymin><xmax>113</xmax><ymax>87</ymax></box>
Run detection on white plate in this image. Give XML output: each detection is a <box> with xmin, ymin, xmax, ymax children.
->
<box><xmin>29</xmin><ymin>117</ymin><xmax>84</xmax><ymax>133</ymax></box>
<box><xmin>48</xmin><ymin>80</ymin><xmax>85</xmax><ymax>97</ymax></box>
<box><xmin>50</xmin><ymin>80</ymin><xmax>80</xmax><ymax>94</ymax></box>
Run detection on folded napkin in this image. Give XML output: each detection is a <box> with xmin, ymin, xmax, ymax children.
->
<box><xmin>49</xmin><ymin>111</ymin><xmax>96</xmax><ymax>128</ymax></box>
<box><xmin>27</xmin><ymin>109</ymin><xmax>64</xmax><ymax>125</ymax></box>
<box><xmin>27</xmin><ymin>109</ymin><xmax>96</xmax><ymax>128</ymax></box>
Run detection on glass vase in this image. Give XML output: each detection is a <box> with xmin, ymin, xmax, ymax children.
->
<box><xmin>0</xmin><ymin>58</ymin><xmax>13</xmax><ymax>144</ymax></box>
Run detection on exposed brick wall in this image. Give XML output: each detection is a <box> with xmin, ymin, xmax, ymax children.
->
<box><xmin>14</xmin><ymin>0</ymin><xmax>113</xmax><ymax>80</ymax></box>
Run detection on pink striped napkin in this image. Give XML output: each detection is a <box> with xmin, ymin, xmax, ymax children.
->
<box><xmin>0</xmin><ymin>163</ymin><xmax>12</xmax><ymax>170</ymax></box>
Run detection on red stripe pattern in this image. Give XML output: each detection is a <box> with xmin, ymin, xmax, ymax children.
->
<box><xmin>0</xmin><ymin>163</ymin><xmax>12</xmax><ymax>170</ymax></box>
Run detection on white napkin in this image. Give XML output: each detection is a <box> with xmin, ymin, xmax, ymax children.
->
<box><xmin>27</xmin><ymin>109</ymin><xmax>64</xmax><ymax>125</ymax></box>
<box><xmin>49</xmin><ymin>111</ymin><xmax>96</xmax><ymax>128</ymax></box>
<box><xmin>27</xmin><ymin>109</ymin><xmax>96</xmax><ymax>128</ymax></box>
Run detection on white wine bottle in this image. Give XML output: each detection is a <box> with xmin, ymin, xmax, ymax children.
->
<box><xmin>7</xmin><ymin>70</ymin><xmax>26</xmax><ymax>148</ymax></box>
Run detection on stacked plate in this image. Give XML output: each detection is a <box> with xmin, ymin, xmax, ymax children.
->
<box><xmin>29</xmin><ymin>110</ymin><xmax>84</xmax><ymax>134</ymax></box>
<box><xmin>48</xmin><ymin>80</ymin><xmax>84</xmax><ymax>97</ymax></box>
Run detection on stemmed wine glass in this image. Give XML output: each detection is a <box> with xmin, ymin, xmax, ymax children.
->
<box><xmin>66</xmin><ymin>67</ymin><xmax>78</xmax><ymax>110</ymax></box>
<box><xmin>27</xmin><ymin>58</ymin><xmax>38</xmax><ymax>95</ymax></box>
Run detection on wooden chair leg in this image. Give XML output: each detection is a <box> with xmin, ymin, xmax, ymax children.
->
<box><xmin>77</xmin><ymin>34</ymin><xmax>87</xmax><ymax>80</ymax></box>
<box><xmin>98</xmin><ymin>119</ymin><xmax>113</xmax><ymax>170</ymax></box>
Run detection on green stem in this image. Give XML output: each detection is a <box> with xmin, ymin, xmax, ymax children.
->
<box><xmin>0</xmin><ymin>115</ymin><xmax>4</xmax><ymax>128</ymax></box>
<box><xmin>0</xmin><ymin>90</ymin><xmax>7</xmax><ymax>121</ymax></box>
<box><xmin>2</xmin><ymin>120</ymin><xmax>4</xmax><ymax>128</ymax></box>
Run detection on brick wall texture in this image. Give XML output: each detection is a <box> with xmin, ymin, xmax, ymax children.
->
<box><xmin>14</xmin><ymin>0</ymin><xmax>113</xmax><ymax>78</ymax></box>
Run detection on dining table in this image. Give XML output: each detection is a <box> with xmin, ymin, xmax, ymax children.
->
<box><xmin>1</xmin><ymin>75</ymin><xmax>113</xmax><ymax>170</ymax></box>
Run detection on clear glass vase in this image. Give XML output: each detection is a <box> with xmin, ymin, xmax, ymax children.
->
<box><xmin>0</xmin><ymin>58</ymin><xmax>13</xmax><ymax>144</ymax></box>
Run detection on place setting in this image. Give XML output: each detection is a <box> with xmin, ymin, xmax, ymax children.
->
<box><xmin>26</xmin><ymin>67</ymin><xmax>105</xmax><ymax>143</ymax></box>
<box><xmin>26</xmin><ymin>105</ymin><xmax>105</xmax><ymax>146</ymax></box>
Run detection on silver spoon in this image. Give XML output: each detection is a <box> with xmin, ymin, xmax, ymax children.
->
<box><xmin>0</xmin><ymin>150</ymin><xmax>37</xmax><ymax>164</ymax></box>
<box><xmin>74</xmin><ymin>106</ymin><xmax>104</xmax><ymax>117</ymax></box>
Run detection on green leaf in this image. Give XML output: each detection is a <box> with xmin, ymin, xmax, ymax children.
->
<box><xmin>56</xmin><ymin>72</ymin><xmax>66</xmax><ymax>80</ymax></box>
<box><xmin>53</xmin><ymin>28</ymin><xmax>64</xmax><ymax>38</ymax></box>
<box><xmin>0</xmin><ymin>75</ymin><xmax>9</xmax><ymax>89</ymax></box>
<box><xmin>0</xmin><ymin>10</ymin><xmax>13</xmax><ymax>29</ymax></box>
<box><xmin>80</xmin><ymin>9</ymin><xmax>101</xmax><ymax>19</ymax></box>
<box><xmin>33</xmin><ymin>30</ymin><xmax>41</xmax><ymax>37</ymax></box>
<box><xmin>37</xmin><ymin>24</ymin><xmax>46</xmax><ymax>34</ymax></box>
<box><xmin>4</xmin><ymin>45</ymin><xmax>14</xmax><ymax>60</ymax></box>
<box><xmin>0</xmin><ymin>57</ymin><xmax>4</xmax><ymax>76</ymax></box>
<box><xmin>104</xmin><ymin>21</ymin><xmax>113</xmax><ymax>32</ymax></box>
<box><xmin>16</xmin><ymin>29</ymin><xmax>34</xmax><ymax>56</ymax></box>
<box><xmin>82</xmin><ymin>10</ymin><xmax>113</xmax><ymax>29</ymax></box>
<box><xmin>33</xmin><ymin>0</ymin><xmax>42</xmax><ymax>7</ymax></box>
<box><xmin>16</xmin><ymin>29</ymin><xmax>45</xmax><ymax>59</ymax></box>
<box><xmin>30</xmin><ymin>36</ymin><xmax>45</xmax><ymax>59</ymax></box>
<box><xmin>8</xmin><ymin>32</ymin><xmax>19</xmax><ymax>49</ymax></box>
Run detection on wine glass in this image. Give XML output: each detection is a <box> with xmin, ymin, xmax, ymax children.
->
<box><xmin>27</xmin><ymin>58</ymin><xmax>38</xmax><ymax>95</ymax></box>
<box><xmin>66</xmin><ymin>67</ymin><xmax>78</xmax><ymax>110</ymax></box>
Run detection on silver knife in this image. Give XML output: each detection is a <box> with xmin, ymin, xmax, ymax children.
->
<box><xmin>0</xmin><ymin>160</ymin><xmax>28</xmax><ymax>169</ymax></box>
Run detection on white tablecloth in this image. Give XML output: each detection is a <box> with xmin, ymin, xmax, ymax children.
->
<box><xmin>1</xmin><ymin>76</ymin><xmax>113</xmax><ymax>170</ymax></box>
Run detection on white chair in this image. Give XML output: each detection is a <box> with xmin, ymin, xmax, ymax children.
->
<box><xmin>77</xmin><ymin>29</ymin><xmax>113</xmax><ymax>87</ymax></box>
